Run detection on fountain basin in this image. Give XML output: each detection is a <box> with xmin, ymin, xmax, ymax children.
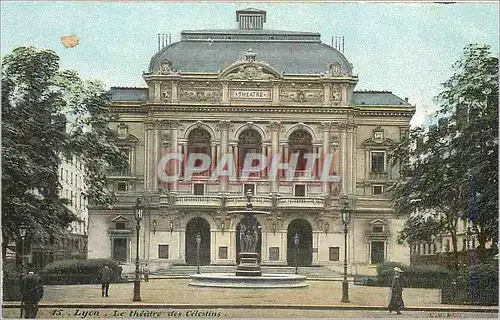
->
<box><xmin>189</xmin><ymin>273</ymin><xmax>308</xmax><ymax>288</ymax></box>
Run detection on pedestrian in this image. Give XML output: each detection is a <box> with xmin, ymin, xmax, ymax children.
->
<box><xmin>143</xmin><ymin>265</ymin><xmax>150</xmax><ymax>282</ymax></box>
<box><xmin>22</xmin><ymin>265</ymin><xmax>44</xmax><ymax>318</ymax></box>
<box><xmin>98</xmin><ymin>264</ymin><xmax>113</xmax><ymax>297</ymax></box>
<box><xmin>388</xmin><ymin>267</ymin><xmax>405</xmax><ymax>314</ymax></box>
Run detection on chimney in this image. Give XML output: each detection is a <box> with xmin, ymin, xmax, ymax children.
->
<box><xmin>236</xmin><ymin>8</ymin><xmax>266</xmax><ymax>30</ymax></box>
<box><xmin>404</xmin><ymin>97</ymin><xmax>409</xmax><ymax>102</ymax></box>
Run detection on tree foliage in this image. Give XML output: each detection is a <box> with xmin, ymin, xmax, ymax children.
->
<box><xmin>390</xmin><ymin>44</ymin><xmax>498</xmax><ymax>268</ymax></box>
<box><xmin>2</xmin><ymin>46</ymin><xmax>128</xmax><ymax>256</ymax></box>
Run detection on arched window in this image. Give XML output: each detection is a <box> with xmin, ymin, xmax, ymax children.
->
<box><xmin>288</xmin><ymin>130</ymin><xmax>313</xmax><ymax>173</ymax></box>
<box><xmin>238</xmin><ymin>129</ymin><xmax>262</xmax><ymax>177</ymax></box>
<box><xmin>188</xmin><ymin>128</ymin><xmax>212</xmax><ymax>176</ymax></box>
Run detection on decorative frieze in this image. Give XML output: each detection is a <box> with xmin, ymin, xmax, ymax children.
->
<box><xmin>226</xmin><ymin>65</ymin><xmax>275</xmax><ymax>80</ymax></box>
<box><xmin>179</xmin><ymin>89</ymin><xmax>220</xmax><ymax>102</ymax></box>
<box><xmin>280</xmin><ymin>88</ymin><xmax>323</xmax><ymax>103</ymax></box>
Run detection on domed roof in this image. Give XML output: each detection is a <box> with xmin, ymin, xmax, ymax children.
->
<box><xmin>149</xmin><ymin>29</ymin><xmax>353</xmax><ymax>76</ymax></box>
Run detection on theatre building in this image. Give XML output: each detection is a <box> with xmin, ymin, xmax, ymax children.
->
<box><xmin>88</xmin><ymin>8</ymin><xmax>415</xmax><ymax>275</ymax></box>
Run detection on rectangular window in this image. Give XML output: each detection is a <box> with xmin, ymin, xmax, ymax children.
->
<box><xmin>373</xmin><ymin>185</ymin><xmax>383</xmax><ymax>195</ymax></box>
<box><xmin>269</xmin><ymin>247</ymin><xmax>280</xmax><ymax>261</ymax></box>
<box><xmin>371</xmin><ymin>151</ymin><xmax>385</xmax><ymax>172</ymax></box>
<box><xmin>158</xmin><ymin>245</ymin><xmax>169</xmax><ymax>259</ymax></box>
<box><xmin>329</xmin><ymin>247</ymin><xmax>340</xmax><ymax>261</ymax></box>
<box><xmin>115</xmin><ymin>222</ymin><xmax>126</xmax><ymax>230</ymax></box>
<box><xmin>117</xmin><ymin>182</ymin><xmax>127</xmax><ymax>191</ymax></box>
<box><xmin>244</xmin><ymin>184</ymin><xmax>255</xmax><ymax>195</ymax></box>
<box><xmin>218</xmin><ymin>246</ymin><xmax>228</xmax><ymax>259</ymax></box>
<box><xmin>294</xmin><ymin>184</ymin><xmax>306</xmax><ymax>197</ymax></box>
<box><xmin>370</xmin><ymin>241</ymin><xmax>385</xmax><ymax>264</ymax></box>
<box><xmin>193</xmin><ymin>183</ymin><xmax>205</xmax><ymax>195</ymax></box>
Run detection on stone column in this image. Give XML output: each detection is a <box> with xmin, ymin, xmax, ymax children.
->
<box><xmin>321</xmin><ymin>122</ymin><xmax>331</xmax><ymax>195</ymax></box>
<box><xmin>341</xmin><ymin>84</ymin><xmax>348</xmax><ymax>106</ymax></box>
<box><xmin>283</xmin><ymin>145</ymin><xmax>289</xmax><ymax>178</ymax></box>
<box><xmin>222</xmin><ymin>81</ymin><xmax>229</xmax><ymax>105</ymax></box>
<box><xmin>218</xmin><ymin>121</ymin><xmax>231</xmax><ymax>194</ymax></box>
<box><xmin>323</xmin><ymin>83</ymin><xmax>331</xmax><ymax>106</ymax></box>
<box><xmin>268</xmin><ymin>121</ymin><xmax>280</xmax><ymax>194</ymax></box>
<box><xmin>272</xmin><ymin>82</ymin><xmax>280</xmax><ymax>106</ymax></box>
<box><xmin>211</xmin><ymin>142</ymin><xmax>217</xmax><ymax>173</ymax></box>
<box><xmin>349</xmin><ymin>125</ymin><xmax>357</xmax><ymax>195</ymax></box>
<box><xmin>171</xmin><ymin>81</ymin><xmax>179</xmax><ymax>103</ymax></box>
<box><xmin>144</xmin><ymin>120</ymin><xmax>156</xmax><ymax>191</ymax></box>
<box><xmin>152</xmin><ymin>123</ymin><xmax>160</xmax><ymax>191</ymax></box>
<box><xmin>182</xmin><ymin>142</ymin><xmax>188</xmax><ymax>178</ymax></box>
<box><xmin>154</xmin><ymin>81</ymin><xmax>161</xmax><ymax>102</ymax></box>
<box><xmin>317</xmin><ymin>146</ymin><xmax>323</xmax><ymax>180</ymax></box>
<box><xmin>170</xmin><ymin>121</ymin><xmax>180</xmax><ymax>193</ymax></box>
<box><xmin>233</xmin><ymin>144</ymin><xmax>239</xmax><ymax>177</ymax></box>
<box><xmin>340</xmin><ymin>123</ymin><xmax>348</xmax><ymax>193</ymax></box>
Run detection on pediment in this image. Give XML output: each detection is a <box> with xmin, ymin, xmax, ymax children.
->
<box><xmin>219</xmin><ymin>48</ymin><xmax>282</xmax><ymax>80</ymax></box>
<box><xmin>370</xmin><ymin>219</ymin><xmax>386</xmax><ymax>226</ymax></box>
<box><xmin>111</xmin><ymin>215</ymin><xmax>129</xmax><ymax>222</ymax></box>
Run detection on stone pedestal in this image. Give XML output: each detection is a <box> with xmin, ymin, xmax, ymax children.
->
<box><xmin>236</xmin><ymin>252</ymin><xmax>262</xmax><ymax>276</ymax></box>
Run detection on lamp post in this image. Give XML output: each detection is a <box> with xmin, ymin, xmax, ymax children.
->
<box><xmin>19</xmin><ymin>225</ymin><xmax>28</xmax><ymax>319</ymax></box>
<box><xmin>293</xmin><ymin>233</ymin><xmax>300</xmax><ymax>275</ymax></box>
<box><xmin>133</xmin><ymin>197</ymin><xmax>144</xmax><ymax>302</ymax></box>
<box><xmin>340</xmin><ymin>199</ymin><xmax>352</xmax><ymax>303</ymax></box>
<box><xmin>196</xmin><ymin>233</ymin><xmax>202</xmax><ymax>274</ymax></box>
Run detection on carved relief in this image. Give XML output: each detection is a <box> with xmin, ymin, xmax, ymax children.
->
<box><xmin>280</xmin><ymin>89</ymin><xmax>323</xmax><ymax>103</ymax></box>
<box><xmin>158</xmin><ymin>59</ymin><xmax>179</xmax><ymax>75</ymax></box>
<box><xmin>117</xmin><ymin>123</ymin><xmax>128</xmax><ymax>137</ymax></box>
<box><xmin>323</xmin><ymin>62</ymin><xmax>342</xmax><ymax>77</ymax></box>
<box><xmin>216</xmin><ymin>120</ymin><xmax>233</xmax><ymax>131</ymax></box>
<box><xmin>179</xmin><ymin>89</ymin><xmax>220</xmax><ymax>102</ymax></box>
<box><xmin>331</xmin><ymin>84</ymin><xmax>342</xmax><ymax>103</ymax></box>
<box><xmin>226</xmin><ymin>66</ymin><xmax>275</xmax><ymax>80</ymax></box>
<box><xmin>267</xmin><ymin>121</ymin><xmax>281</xmax><ymax>132</ymax></box>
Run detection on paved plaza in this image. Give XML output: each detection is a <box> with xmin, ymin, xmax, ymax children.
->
<box><xmin>2</xmin><ymin>279</ymin><xmax>497</xmax><ymax>319</ymax></box>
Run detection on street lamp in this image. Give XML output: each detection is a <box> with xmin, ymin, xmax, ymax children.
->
<box><xmin>133</xmin><ymin>197</ymin><xmax>144</xmax><ymax>302</ymax></box>
<box><xmin>293</xmin><ymin>233</ymin><xmax>300</xmax><ymax>275</ymax></box>
<box><xmin>196</xmin><ymin>233</ymin><xmax>202</xmax><ymax>274</ymax></box>
<box><xmin>19</xmin><ymin>225</ymin><xmax>28</xmax><ymax>319</ymax></box>
<box><xmin>340</xmin><ymin>199</ymin><xmax>352</xmax><ymax>303</ymax></box>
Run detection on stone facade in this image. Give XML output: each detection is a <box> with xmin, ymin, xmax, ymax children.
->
<box><xmin>88</xmin><ymin>9</ymin><xmax>415</xmax><ymax>276</ymax></box>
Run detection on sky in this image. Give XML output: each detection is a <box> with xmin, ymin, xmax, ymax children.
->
<box><xmin>1</xmin><ymin>1</ymin><xmax>498</xmax><ymax>127</ymax></box>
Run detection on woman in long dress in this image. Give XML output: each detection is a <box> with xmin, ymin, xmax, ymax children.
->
<box><xmin>388</xmin><ymin>267</ymin><xmax>405</xmax><ymax>314</ymax></box>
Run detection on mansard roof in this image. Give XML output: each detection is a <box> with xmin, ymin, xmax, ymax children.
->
<box><xmin>109</xmin><ymin>87</ymin><xmax>147</xmax><ymax>102</ymax></box>
<box><xmin>353</xmin><ymin>91</ymin><xmax>411</xmax><ymax>106</ymax></box>
<box><xmin>148</xmin><ymin>30</ymin><xmax>352</xmax><ymax>76</ymax></box>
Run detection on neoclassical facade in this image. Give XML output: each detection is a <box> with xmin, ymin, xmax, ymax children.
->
<box><xmin>88</xmin><ymin>8</ymin><xmax>415</xmax><ymax>275</ymax></box>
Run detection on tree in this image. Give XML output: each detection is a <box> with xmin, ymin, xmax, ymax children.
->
<box><xmin>2</xmin><ymin>47</ymin><xmax>128</xmax><ymax>261</ymax></box>
<box><xmin>2</xmin><ymin>47</ymin><xmax>75</xmax><ymax>259</ymax></box>
<box><xmin>390</xmin><ymin>44</ymin><xmax>498</xmax><ymax>269</ymax></box>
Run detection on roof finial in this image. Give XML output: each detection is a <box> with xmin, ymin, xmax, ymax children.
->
<box><xmin>244</xmin><ymin>48</ymin><xmax>257</xmax><ymax>62</ymax></box>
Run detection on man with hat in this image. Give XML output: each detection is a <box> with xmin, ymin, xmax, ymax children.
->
<box><xmin>22</xmin><ymin>265</ymin><xmax>44</xmax><ymax>318</ymax></box>
<box><xmin>388</xmin><ymin>267</ymin><xmax>405</xmax><ymax>314</ymax></box>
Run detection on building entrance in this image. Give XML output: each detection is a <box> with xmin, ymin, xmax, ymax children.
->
<box><xmin>287</xmin><ymin>219</ymin><xmax>313</xmax><ymax>266</ymax></box>
<box><xmin>112</xmin><ymin>238</ymin><xmax>127</xmax><ymax>262</ymax></box>
<box><xmin>185</xmin><ymin>217</ymin><xmax>211</xmax><ymax>265</ymax></box>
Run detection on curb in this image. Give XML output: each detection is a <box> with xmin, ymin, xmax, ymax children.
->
<box><xmin>2</xmin><ymin>303</ymin><xmax>498</xmax><ymax>313</ymax></box>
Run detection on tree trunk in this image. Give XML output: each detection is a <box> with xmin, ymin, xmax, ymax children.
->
<box><xmin>450</xmin><ymin>230</ymin><xmax>459</xmax><ymax>271</ymax></box>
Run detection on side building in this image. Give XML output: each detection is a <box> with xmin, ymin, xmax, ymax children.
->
<box><xmin>88</xmin><ymin>8</ymin><xmax>415</xmax><ymax>276</ymax></box>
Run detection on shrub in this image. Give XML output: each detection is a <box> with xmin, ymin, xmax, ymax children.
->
<box><xmin>376</xmin><ymin>262</ymin><xmax>453</xmax><ymax>288</ymax></box>
<box><xmin>442</xmin><ymin>263</ymin><xmax>498</xmax><ymax>305</ymax></box>
<box><xmin>2</xmin><ymin>261</ymin><xmax>21</xmax><ymax>301</ymax></box>
<box><xmin>41</xmin><ymin>258</ymin><xmax>122</xmax><ymax>285</ymax></box>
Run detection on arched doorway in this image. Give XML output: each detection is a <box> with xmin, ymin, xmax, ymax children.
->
<box><xmin>287</xmin><ymin>219</ymin><xmax>313</xmax><ymax>266</ymax></box>
<box><xmin>235</xmin><ymin>218</ymin><xmax>262</xmax><ymax>264</ymax></box>
<box><xmin>185</xmin><ymin>217</ymin><xmax>211</xmax><ymax>265</ymax></box>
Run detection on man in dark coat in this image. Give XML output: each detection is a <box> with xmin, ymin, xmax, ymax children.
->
<box><xmin>388</xmin><ymin>267</ymin><xmax>405</xmax><ymax>314</ymax></box>
<box><xmin>98</xmin><ymin>264</ymin><xmax>113</xmax><ymax>297</ymax></box>
<box><xmin>22</xmin><ymin>266</ymin><xmax>44</xmax><ymax>318</ymax></box>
